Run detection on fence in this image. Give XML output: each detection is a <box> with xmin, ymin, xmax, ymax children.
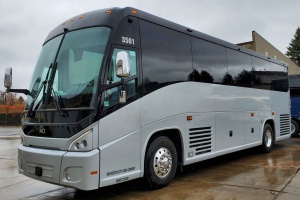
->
<box><xmin>0</xmin><ymin>105</ymin><xmax>24</xmax><ymax>126</ymax></box>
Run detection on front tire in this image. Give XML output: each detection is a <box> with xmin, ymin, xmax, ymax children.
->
<box><xmin>291</xmin><ymin>119</ymin><xmax>299</xmax><ymax>137</ymax></box>
<box><xmin>144</xmin><ymin>136</ymin><xmax>177</xmax><ymax>189</ymax></box>
<box><xmin>261</xmin><ymin>124</ymin><xmax>274</xmax><ymax>153</ymax></box>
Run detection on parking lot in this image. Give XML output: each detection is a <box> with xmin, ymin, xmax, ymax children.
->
<box><xmin>0</xmin><ymin>127</ymin><xmax>300</xmax><ymax>200</ymax></box>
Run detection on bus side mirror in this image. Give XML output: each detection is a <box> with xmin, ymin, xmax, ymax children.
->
<box><xmin>4</xmin><ymin>67</ymin><xmax>12</xmax><ymax>91</ymax></box>
<box><xmin>116</xmin><ymin>51</ymin><xmax>130</xmax><ymax>78</ymax></box>
<box><xmin>115</xmin><ymin>51</ymin><xmax>130</xmax><ymax>104</ymax></box>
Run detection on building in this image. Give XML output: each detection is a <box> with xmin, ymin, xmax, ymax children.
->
<box><xmin>237</xmin><ymin>31</ymin><xmax>300</xmax><ymax>75</ymax></box>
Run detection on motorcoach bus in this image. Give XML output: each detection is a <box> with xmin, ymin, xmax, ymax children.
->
<box><xmin>4</xmin><ymin>7</ymin><xmax>290</xmax><ymax>190</ymax></box>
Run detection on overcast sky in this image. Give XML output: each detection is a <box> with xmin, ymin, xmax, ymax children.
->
<box><xmin>0</xmin><ymin>0</ymin><xmax>299</xmax><ymax>96</ymax></box>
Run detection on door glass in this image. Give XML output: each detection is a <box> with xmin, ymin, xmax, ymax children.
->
<box><xmin>104</xmin><ymin>48</ymin><xmax>137</xmax><ymax>109</ymax></box>
<box><xmin>104</xmin><ymin>78</ymin><xmax>137</xmax><ymax>108</ymax></box>
<box><xmin>107</xmin><ymin>49</ymin><xmax>137</xmax><ymax>84</ymax></box>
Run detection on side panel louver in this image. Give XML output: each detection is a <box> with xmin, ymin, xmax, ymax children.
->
<box><xmin>280</xmin><ymin>114</ymin><xmax>290</xmax><ymax>136</ymax></box>
<box><xmin>189</xmin><ymin>127</ymin><xmax>212</xmax><ymax>155</ymax></box>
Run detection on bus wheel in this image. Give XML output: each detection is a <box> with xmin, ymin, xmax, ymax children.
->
<box><xmin>291</xmin><ymin>119</ymin><xmax>299</xmax><ymax>137</ymax></box>
<box><xmin>144</xmin><ymin>136</ymin><xmax>177</xmax><ymax>189</ymax></box>
<box><xmin>261</xmin><ymin>124</ymin><xmax>274</xmax><ymax>153</ymax></box>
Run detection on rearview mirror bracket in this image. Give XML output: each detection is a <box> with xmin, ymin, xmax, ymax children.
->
<box><xmin>3</xmin><ymin>67</ymin><xmax>30</xmax><ymax>95</ymax></box>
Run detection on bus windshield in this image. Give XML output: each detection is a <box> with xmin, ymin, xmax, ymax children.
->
<box><xmin>26</xmin><ymin>27</ymin><xmax>111</xmax><ymax>111</ymax></box>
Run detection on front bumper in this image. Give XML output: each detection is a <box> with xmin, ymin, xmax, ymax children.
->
<box><xmin>18</xmin><ymin>145</ymin><xmax>99</xmax><ymax>190</ymax></box>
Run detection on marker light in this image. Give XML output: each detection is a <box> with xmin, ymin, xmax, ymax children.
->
<box><xmin>251</xmin><ymin>113</ymin><xmax>254</xmax><ymax>117</ymax></box>
<box><xmin>132</xmin><ymin>10</ymin><xmax>138</xmax><ymax>14</ymax></box>
<box><xmin>79</xmin><ymin>15</ymin><xmax>85</xmax><ymax>19</ymax></box>
<box><xmin>105</xmin><ymin>10</ymin><xmax>112</xmax><ymax>13</ymax></box>
<box><xmin>187</xmin><ymin>116</ymin><xmax>193</xmax><ymax>121</ymax></box>
<box><xmin>90</xmin><ymin>171</ymin><xmax>98</xmax><ymax>175</ymax></box>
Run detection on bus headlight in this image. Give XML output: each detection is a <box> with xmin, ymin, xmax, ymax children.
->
<box><xmin>68</xmin><ymin>129</ymin><xmax>93</xmax><ymax>151</ymax></box>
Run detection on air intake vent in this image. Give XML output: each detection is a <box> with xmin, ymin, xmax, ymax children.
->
<box><xmin>189</xmin><ymin>127</ymin><xmax>212</xmax><ymax>155</ymax></box>
<box><xmin>280</xmin><ymin>114</ymin><xmax>290</xmax><ymax>136</ymax></box>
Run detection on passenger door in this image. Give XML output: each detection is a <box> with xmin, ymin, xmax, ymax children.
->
<box><xmin>98</xmin><ymin>46</ymin><xmax>141</xmax><ymax>186</ymax></box>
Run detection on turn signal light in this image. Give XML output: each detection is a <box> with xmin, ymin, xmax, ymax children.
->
<box><xmin>187</xmin><ymin>116</ymin><xmax>193</xmax><ymax>121</ymax></box>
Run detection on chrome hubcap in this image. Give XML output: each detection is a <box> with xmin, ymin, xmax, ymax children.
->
<box><xmin>265</xmin><ymin>130</ymin><xmax>272</xmax><ymax>147</ymax></box>
<box><xmin>153</xmin><ymin>147</ymin><xmax>172</xmax><ymax>178</ymax></box>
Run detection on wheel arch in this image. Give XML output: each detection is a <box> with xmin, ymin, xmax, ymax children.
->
<box><xmin>263</xmin><ymin>119</ymin><xmax>275</xmax><ymax>141</ymax></box>
<box><xmin>142</xmin><ymin>128</ymin><xmax>184</xmax><ymax>174</ymax></box>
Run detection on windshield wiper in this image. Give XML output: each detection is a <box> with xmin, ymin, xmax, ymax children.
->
<box><xmin>45</xmin><ymin>62</ymin><xmax>68</xmax><ymax>117</ymax></box>
<box><xmin>27</xmin><ymin>64</ymin><xmax>53</xmax><ymax>117</ymax></box>
<box><xmin>27</xmin><ymin>79</ymin><xmax>48</xmax><ymax>117</ymax></box>
<box><xmin>27</xmin><ymin>63</ymin><xmax>68</xmax><ymax>118</ymax></box>
<box><xmin>27</xmin><ymin>80</ymin><xmax>68</xmax><ymax>117</ymax></box>
<box><xmin>51</xmin><ymin>86</ymin><xmax>69</xmax><ymax>117</ymax></box>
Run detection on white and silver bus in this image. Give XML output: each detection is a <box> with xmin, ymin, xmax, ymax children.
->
<box><xmin>4</xmin><ymin>7</ymin><xmax>290</xmax><ymax>190</ymax></box>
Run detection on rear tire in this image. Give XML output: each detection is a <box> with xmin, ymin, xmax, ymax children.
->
<box><xmin>291</xmin><ymin>119</ymin><xmax>299</xmax><ymax>137</ymax></box>
<box><xmin>144</xmin><ymin>136</ymin><xmax>177</xmax><ymax>189</ymax></box>
<box><xmin>261</xmin><ymin>124</ymin><xmax>274</xmax><ymax>153</ymax></box>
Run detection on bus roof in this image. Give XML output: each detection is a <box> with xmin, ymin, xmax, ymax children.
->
<box><xmin>45</xmin><ymin>7</ymin><xmax>286</xmax><ymax>67</ymax></box>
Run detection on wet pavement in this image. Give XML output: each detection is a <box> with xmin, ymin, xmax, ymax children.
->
<box><xmin>0</xmin><ymin>126</ymin><xmax>22</xmax><ymax>138</ymax></box>
<box><xmin>0</xmin><ymin>127</ymin><xmax>300</xmax><ymax>200</ymax></box>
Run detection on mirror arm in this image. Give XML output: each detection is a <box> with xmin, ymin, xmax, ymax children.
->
<box><xmin>121</xmin><ymin>77</ymin><xmax>125</xmax><ymax>89</ymax></box>
<box><xmin>119</xmin><ymin>78</ymin><xmax>127</xmax><ymax>104</ymax></box>
<box><xmin>6</xmin><ymin>88</ymin><xmax>30</xmax><ymax>95</ymax></box>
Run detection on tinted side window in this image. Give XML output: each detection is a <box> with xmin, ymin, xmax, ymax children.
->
<box><xmin>270</xmin><ymin>62</ymin><xmax>288</xmax><ymax>92</ymax></box>
<box><xmin>140</xmin><ymin>20</ymin><xmax>192</xmax><ymax>94</ymax></box>
<box><xmin>251</xmin><ymin>56</ymin><xmax>288</xmax><ymax>92</ymax></box>
<box><xmin>251</xmin><ymin>56</ymin><xmax>271</xmax><ymax>90</ymax></box>
<box><xmin>226</xmin><ymin>48</ymin><xmax>253</xmax><ymax>87</ymax></box>
<box><xmin>191</xmin><ymin>38</ymin><xmax>227</xmax><ymax>84</ymax></box>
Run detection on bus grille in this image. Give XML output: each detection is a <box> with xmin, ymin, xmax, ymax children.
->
<box><xmin>280</xmin><ymin>114</ymin><xmax>290</xmax><ymax>136</ymax></box>
<box><xmin>189</xmin><ymin>127</ymin><xmax>212</xmax><ymax>155</ymax></box>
